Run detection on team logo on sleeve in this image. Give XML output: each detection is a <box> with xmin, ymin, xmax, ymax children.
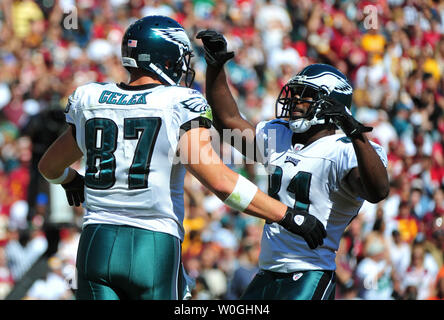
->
<box><xmin>180</xmin><ymin>96</ymin><xmax>209</xmax><ymax>113</ymax></box>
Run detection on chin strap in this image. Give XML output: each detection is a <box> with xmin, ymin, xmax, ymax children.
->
<box><xmin>149</xmin><ymin>62</ymin><xmax>177</xmax><ymax>85</ymax></box>
<box><xmin>289</xmin><ymin>115</ymin><xmax>326</xmax><ymax>133</ymax></box>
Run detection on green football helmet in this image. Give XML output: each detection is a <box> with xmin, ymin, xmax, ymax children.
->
<box><xmin>121</xmin><ymin>15</ymin><xmax>195</xmax><ymax>87</ymax></box>
<box><xmin>276</xmin><ymin>63</ymin><xmax>353</xmax><ymax>133</ymax></box>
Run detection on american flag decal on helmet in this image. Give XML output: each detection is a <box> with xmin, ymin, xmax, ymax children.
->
<box><xmin>128</xmin><ymin>39</ymin><xmax>138</xmax><ymax>47</ymax></box>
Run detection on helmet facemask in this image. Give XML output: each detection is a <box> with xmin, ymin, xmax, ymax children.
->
<box><xmin>275</xmin><ymin>82</ymin><xmax>326</xmax><ymax>133</ymax></box>
<box><xmin>152</xmin><ymin>45</ymin><xmax>195</xmax><ymax>88</ymax></box>
<box><xmin>178</xmin><ymin>50</ymin><xmax>195</xmax><ymax>88</ymax></box>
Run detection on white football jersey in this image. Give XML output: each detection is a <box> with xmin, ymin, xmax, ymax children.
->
<box><xmin>65</xmin><ymin>82</ymin><xmax>212</xmax><ymax>241</ymax></box>
<box><xmin>255</xmin><ymin>119</ymin><xmax>387</xmax><ymax>272</ymax></box>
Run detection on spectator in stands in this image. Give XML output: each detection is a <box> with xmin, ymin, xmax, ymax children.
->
<box><xmin>24</xmin><ymin>256</ymin><xmax>73</xmax><ymax>300</ymax></box>
<box><xmin>400</xmin><ymin>238</ymin><xmax>438</xmax><ymax>300</ymax></box>
<box><xmin>0</xmin><ymin>246</ymin><xmax>13</xmax><ymax>299</ymax></box>
<box><xmin>5</xmin><ymin>222</ymin><xmax>47</xmax><ymax>282</ymax></box>
<box><xmin>225</xmin><ymin>240</ymin><xmax>260</xmax><ymax>299</ymax></box>
<box><xmin>428</xmin><ymin>267</ymin><xmax>444</xmax><ymax>300</ymax></box>
<box><xmin>355</xmin><ymin>235</ymin><xmax>397</xmax><ymax>300</ymax></box>
<box><xmin>388</xmin><ymin>229</ymin><xmax>411</xmax><ymax>277</ymax></box>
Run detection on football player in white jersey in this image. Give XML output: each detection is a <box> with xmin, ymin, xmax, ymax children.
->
<box><xmin>37</xmin><ymin>16</ymin><xmax>326</xmax><ymax>300</ymax></box>
<box><xmin>197</xmin><ymin>30</ymin><xmax>389</xmax><ymax>299</ymax></box>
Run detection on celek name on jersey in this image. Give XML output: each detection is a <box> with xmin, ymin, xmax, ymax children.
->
<box><xmin>98</xmin><ymin>90</ymin><xmax>149</xmax><ymax>105</ymax></box>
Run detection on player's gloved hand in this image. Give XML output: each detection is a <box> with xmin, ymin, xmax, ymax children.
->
<box><xmin>317</xmin><ymin>95</ymin><xmax>372</xmax><ymax>138</ymax></box>
<box><xmin>278</xmin><ymin>207</ymin><xmax>327</xmax><ymax>249</ymax></box>
<box><xmin>61</xmin><ymin>171</ymin><xmax>85</xmax><ymax>207</ymax></box>
<box><xmin>196</xmin><ymin>30</ymin><xmax>234</xmax><ymax>68</ymax></box>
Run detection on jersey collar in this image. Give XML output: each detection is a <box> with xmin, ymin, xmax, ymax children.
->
<box><xmin>116</xmin><ymin>82</ymin><xmax>162</xmax><ymax>91</ymax></box>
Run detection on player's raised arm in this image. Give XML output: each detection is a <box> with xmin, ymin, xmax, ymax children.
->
<box><xmin>317</xmin><ymin>96</ymin><xmax>389</xmax><ymax>203</ymax></box>
<box><xmin>196</xmin><ymin>30</ymin><xmax>256</xmax><ymax>158</ymax></box>
<box><xmin>347</xmin><ymin>135</ymin><xmax>389</xmax><ymax>203</ymax></box>
<box><xmin>178</xmin><ymin>126</ymin><xmax>327</xmax><ymax>249</ymax></box>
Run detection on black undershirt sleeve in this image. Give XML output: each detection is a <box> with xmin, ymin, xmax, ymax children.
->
<box><xmin>179</xmin><ymin>116</ymin><xmax>212</xmax><ymax>137</ymax></box>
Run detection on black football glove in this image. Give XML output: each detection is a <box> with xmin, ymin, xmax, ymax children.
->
<box><xmin>278</xmin><ymin>207</ymin><xmax>327</xmax><ymax>249</ymax></box>
<box><xmin>196</xmin><ymin>30</ymin><xmax>234</xmax><ymax>68</ymax></box>
<box><xmin>317</xmin><ymin>95</ymin><xmax>373</xmax><ymax>138</ymax></box>
<box><xmin>61</xmin><ymin>171</ymin><xmax>85</xmax><ymax>207</ymax></box>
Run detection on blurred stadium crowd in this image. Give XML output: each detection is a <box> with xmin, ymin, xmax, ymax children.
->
<box><xmin>0</xmin><ymin>0</ymin><xmax>444</xmax><ymax>300</ymax></box>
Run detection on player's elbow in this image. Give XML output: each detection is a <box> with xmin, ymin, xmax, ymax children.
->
<box><xmin>380</xmin><ymin>185</ymin><xmax>390</xmax><ymax>201</ymax></box>
<box><xmin>205</xmin><ymin>171</ymin><xmax>235</xmax><ymax>200</ymax></box>
<box><xmin>208</xmin><ymin>172</ymin><xmax>233</xmax><ymax>200</ymax></box>
<box><xmin>184</xmin><ymin>162</ymin><xmax>233</xmax><ymax>200</ymax></box>
<box><xmin>374</xmin><ymin>176</ymin><xmax>390</xmax><ymax>202</ymax></box>
<box><xmin>378</xmin><ymin>187</ymin><xmax>390</xmax><ymax>202</ymax></box>
<box><xmin>366</xmin><ymin>186</ymin><xmax>389</xmax><ymax>203</ymax></box>
<box><xmin>38</xmin><ymin>157</ymin><xmax>48</xmax><ymax>176</ymax></box>
<box><xmin>363</xmin><ymin>170</ymin><xmax>390</xmax><ymax>203</ymax></box>
<box><xmin>38</xmin><ymin>156</ymin><xmax>56</xmax><ymax>179</ymax></box>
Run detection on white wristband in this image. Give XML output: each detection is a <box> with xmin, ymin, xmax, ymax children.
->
<box><xmin>224</xmin><ymin>174</ymin><xmax>258</xmax><ymax>212</ymax></box>
<box><xmin>44</xmin><ymin>167</ymin><xmax>69</xmax><ymax>184</ymax></box>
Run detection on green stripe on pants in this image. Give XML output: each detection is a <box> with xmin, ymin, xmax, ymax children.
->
<box><xmin>75</xmin><ymin>224</ymin><xmax>181</xmax><ymax>300</ymax></box>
